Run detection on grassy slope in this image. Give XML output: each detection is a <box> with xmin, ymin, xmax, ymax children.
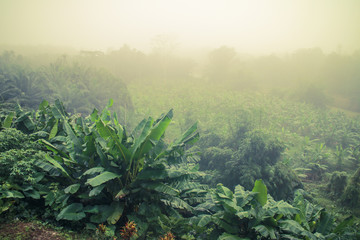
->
<box><xmin>128</xmin><ymin>81</ymin><xmax>360</xmax><ymax>216</ymax></box>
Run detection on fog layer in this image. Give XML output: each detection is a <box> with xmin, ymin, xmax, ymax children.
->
<box><xmin>1</xmin><ymin>0</ymin><xmax>359</xmax><ymax>54</ymax></box>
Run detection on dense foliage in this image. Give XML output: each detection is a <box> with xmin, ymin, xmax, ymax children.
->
<box><xmin>1</xmin><ymin>48</ymin><xmax>360</xmax><ymax>239</ymax></box>
<box><xmin>0</xmin><ymin>128</ymin><xmax>46</xmax><ymax>217</ymax></box>
<box><xmin>1</xmin><ymin>100</ymin><xmax>205</xmax><ymax>239</ymax></box>
<box><xmin>190</xmin><ymin>182</ymin><xmax>357</xmax><ymax>239</ymax></box>
<box><xmin>0</xmin><ymin>51</ymin><xmax>132</xmax><ymax>115</ymax></box>
<box><xmin>1</xmin><ymin>100</ymin><xmax>359</xmax><ymax>239</ymax></box>
<box><xmin>200</xmin><ymin>127</ymin><xmax>302</xmax><ymax>201</ymax></box>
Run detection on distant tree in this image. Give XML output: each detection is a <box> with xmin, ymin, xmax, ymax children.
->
<box><xmin>0</xmin><ymin>51</ymin><xmax>43</xmax><ymax>108</ymax></box>
<box><xmin>205</xmin><ymin>46</ymin><xmax>237</xmax><ymax>83</ymax></box>
<box><xmin>150</xmin><ymin>34</ymin><xmax>178</xmax><ymax>82</ymax></box>
<box><xmin>40</xmin><ymin>57</ymin><xmax>132</xmax><ymax>114</ymax></box>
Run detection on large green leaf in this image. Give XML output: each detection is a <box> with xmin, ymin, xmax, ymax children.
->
<box><xmin>315</xmin><ymin>211</ymin><xmax>334</xmax><ymax>235</ymax></box>
<box><xmin>90</xmin><ymin>108</ymin><xmax>99</xmax><ymax>122</ymax></box>
<box><xmin>212</xmin><ymin>217</ymin><xmax>240</xmax><ymax>234</ymax></box>
<box><xmin>23</xmin><ymin>117</ymin><xmax>35</xmax><ymax>131</ymax></box>
<box><xmin>64</xmin><ymin>121</ymin><xmax>81</xmax><ymax>148</ymax></box>
<box><xmin>2</xmin><ymin>112</ymin><xmax>14</xmax><ymax>128</ymax></box>
<box><xmin>234</xmin><ymin>185</ymin><xmax>255</xmax><ymax>208</ymax></box>
<box><xmin>113</xmin><ymin>112</ymin><xmax>124</xmax><ymax>140</ymax></box>
<box><xmin>49</xmin><ymin>119</ymin><xmax>58</xmax><ymax>139</ymax></box>
<box><xmin>218</xmin><ymin>232</ymin><xmax>250</xmax><ymax>240</ymax></box>
<box><xmin>253</xmin><ymin>224</ymin><xmax>276</xmax><ymax>239</ymax></box>
<box><xmin>40</xmin><ymin>139</ymin><xmax>69</xmax><ymax>158</ymax></box>
<box><xmin>252</xmin><ymin>179</ymin><xmax>267</xmax><ymax>206</ymax></box>
<box><xmin>138</xmin><ymin>109</ymin><xmax>173</xmax><ymax>156</ymax></box>
<box><xmin>0</xmin><ymin>200</ymin><xmax>14</xmax><ymax>213</ymax></box>
<box><xmin>64</xmin><ymin>184</ymin><xmax>81</xmax><ymax>194</ymax></box>
<box><xmin>183</xmin><ymin>132</ymin><xmax>200</xmax><ymax>145</ymax></box>
<box><xmin>197</xmin><ymin>215</ymin><xmax>212</xmax><ymax>227</ymax></box>
<box><xmin>52</xmin><ymin>99</ymin><xmax>67</xmax><ymax>119</ymax></box>
<box><xmin>95</xmin><ymin>141</ymin><xmax>108</xmax><ymax>167</ymax></box>
<box><xmin>45</xmin><ymin>192</ymin><xmax>55</xmax><ymax>206</ymax></box>
<box><xmin>82</xmin><ymin>167</ymin><xmax>104</xmax><ymax>176</ymax></box>
<box><xmin>266</xmin><ymin>200</ymin><xmax>299</xmax><ymax>217</ymax></box>
<box><xmin>161</xmin><ymin>196</ymin><xmax>192</xmax><ymax>211</ymax></box>
<box><xmin>23</xmin><ymin>190</ymin><xmax>41</xmax><ymax>199</ymax></box>
<box><xmin>51</xmin><ymin>105</ymin><xmax>64</xmax><ymax>120</ymax></box>
<box><xmin>129</xmin><ymin>117</ymin><xmax>153</xmax><ymax>161</ymax></box>
<box><xmin>88</xmin><ymin>203</ymin><xmax>123</xmax><ymax>225</ymax></box>
<box><xmin>56</xmin><ymin>203</ymin><xmax>85</xmax><ymax>221</ymax></box>
<box><xmin>129</xmin><ymin>110</ymin><xmax>173</xmax><ymax>173</ymax></box>
<box><xmin>279</xmin><ymin>220</ymin><xmax>317</xmax><ymax>240</ymax></box>
<box><xmin>14</xmin><ymin>106</ymin><xmax>35</xmax><ymax>131</ymax></box>
<box><xmin>34</xmin><ymin>160</ymin><xmax>61</xmax><ymax>177</ymax></box>
<box><xmin>44</xmin><ymin>155</ymin><xmax>73</xmax><ymax>181</ymax></box>
<box><xmin>38</xmin><ymin>99</ymin><xmax>49</xmax><ymax>111</ymax></box>
<box><xmin>96</xmin><ymin>119</ymin><xmax>114</xmax><ymax>139</ymax></box>
<box><xmin>142</xmin><ymin>182</ymin><xmax>179</xmax><ymax>196</ymax></box>
<box><xmin>89</xmin><ymin>184</ymin><xmax>105</xmax><ymax>197</ymax></box>
<box><xmin>96</xmin><ymin>120</ymin><xmax>131</xmax><ymax>163</ymax></box>
<box><xmin>131</xmin><ymin>118</ymin><xmax>147</xmax><ymax>140</ymax></box>
<box><xmin>84</xmin><ymin>204</ymin><xmax>107</xmax><ymax>214</ymax></box>
<box><xmin>216</xmin><ymin>184</ymin><xmax>234</xmax><ymax>199</ymax></box>
<box><xmin>86</xmin><ymin>171</ymin><xmax>121</xmax><ymax>187</ymax></box>
<box><xmin>2</xmin><ymin>190</ymin><xmax>24</xmax><ymax>199</ymax></box>
<box><xmin>107</xmin><ymin>201</ymin><xmax>124</xmax><ymax>224</ymax></box>
<box><xmin>235</xmin><ymin>211</ymin><xmax>249</xmax><ymax>219</ymax></box>
<box><xmin>293</xmin><ymin>191</ymin><xmax>310</xmax><ymax>229</ymax></box>
<box><xmin>173</xmin><ymin>122</ymin><xmax>198</xmax><ymax>146</ymax></box>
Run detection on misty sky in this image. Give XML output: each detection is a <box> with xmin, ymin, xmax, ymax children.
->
<box><xmin>1</xmin><ymin>0</ymin><xmax>359</xmax><ymax>54</ymax></box>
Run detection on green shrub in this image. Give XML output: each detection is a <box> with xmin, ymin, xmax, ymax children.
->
<box><xmin>341</xmin><ymin>168</ymin><xmax>360</xmax><ymax>208</ymax></box>
<box><xmin>201</xmin><ymin>128</ymin><xmax>302</xmax><ymax>200</ymax></box>
<box><xmin>190</xmin><ymin>181</ymin><xmax>356</xmax><ymax>239</ymax></box>
<box><xmin>327</xmin><ymin>171</ymin><xmax>348</xmax><ymax>198</ymax></box>
<box><xmin>0</xmin><ymin>128</ymin><xmax>45</xmax><ymax>184</ymax></box>
<box><xmin>0</xmin><ymin>128</ymin><xmax>47</xmax><ymax>218</ymax></box>
<box><xmin>16</xmin><ymin>100</ymin><xmax>204</xmax><ymax>238</ymax></box>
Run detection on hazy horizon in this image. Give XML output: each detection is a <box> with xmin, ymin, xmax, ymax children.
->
<box><xmin>1</xmin><ymin>0</ymin><xmax>360</xmax><ymax>56</ymax></box>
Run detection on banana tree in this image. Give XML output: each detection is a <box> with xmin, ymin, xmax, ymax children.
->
<box><xmin>191</xmin><ymin>179</ymin><xmax>352</xmax><ymax>239</ymax></box>
<box><xmin>36</xmin><ymin>99</ymin><xmax>203</xmax><ymax>237</ymax></box>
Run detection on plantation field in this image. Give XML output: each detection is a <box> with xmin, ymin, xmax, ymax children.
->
<box><xmin>2</xmin><ymin>0</ymin><xmax>360</xmax><ymax>238</ymax></box>
<box><xmin>1</xmin><ymin>52</ymin><xmax>360</xmax><ymax>239</ymax></box>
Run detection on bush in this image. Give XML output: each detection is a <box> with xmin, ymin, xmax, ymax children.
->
<box><xmin>327</xmin><ymin>171</ymin><xmax>348</xmax><ymax>198</ymax></box>
<box><xmin>200</xmin><ymin>128</ymin><xmax>302</xmax><ymax>200</ymax></box>
<box><xmin>0</xmin><ymin>128</ymin><xmax>47</xmax><ymax>219</ymax></box>
<box><xmin>341</xmin><ymin>167</ymin><xmax>360</xmax><ymax>208</ymax></box>
<box><xmin>292</xmin><ymin>84</ymin><xmax>329</xmax><ymax>108</ymax></box>
<box><xmin>0</xmin><ymin>128</ymin><xmax>45</xmax><ymax>184</ymax></box>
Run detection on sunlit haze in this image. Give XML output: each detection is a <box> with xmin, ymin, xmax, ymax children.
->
<box><xmin>1</xmin><ymin>0</ymin><xmax>360</xmax><ymax>54</ymax></box>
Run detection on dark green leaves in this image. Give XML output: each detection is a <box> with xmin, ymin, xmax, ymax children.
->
<box><xmin>2</xmin><ymin>112</ymin><xmax>14</xmax><ymax>128</ymax></box>
<box><xmin>44</xmin><ymin>155</ymin><xmax>72</xmax><ymax>181</ymax></box>
<box><xmin>107</xmin><ymin>202</ymin><xmax>124</xmax><ymax>224</ymax></box>
<box><xmin>82</xmin><ymin>167</ymin><xmax>104</xmax><ymax>176</ymax></box>
<box><xmin>279</xmin><ymin>220</ymin><xmax>317</xmax><ymax>239</ymax></box>
<box><xmin>89</xmin><ymin>185</ymin><xmax>105</xmax><ymax>197</ymax></box>
<box><xmin>49</xmin><ymin>119</ymin><xmax>58</xmax><ymax>139</ymax></box>
<box><xmin>2</xmin><ymin>99</ymin><xmax>205</xmax><ymax>239</ymax></box>
<box><xmin>197</xmin><ymin>215</ymin><xmax>212</xmax><ymax>227</ymax></box>
<box><xmin>56</xmin><ymin>203</ymin><xmax>86</xmax><ymax>221</ymax></box>
<box><xmin>219</xmin><ymin>232</ymin><xmax>250</xmax><ymax>240</ymax></box>
<box><xmin>252</xmin><ymin>179</ymin><xmax>267</xmax><ymax>206</ymax></box>
<box><xmin>64</xmin><ymin>184</ymin><xmax>81</xmax><ymax>194</ymax></box>
<box><xmin>86</xmin><ymin>171</ymin><xmax>121</xmax><ymax>187</ymax></box>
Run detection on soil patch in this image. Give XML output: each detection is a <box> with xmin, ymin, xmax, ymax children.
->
<box><xmin>0</xmin><ymin>221</ymin><xmax>66</xmax><ymax>240</ymax></box>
